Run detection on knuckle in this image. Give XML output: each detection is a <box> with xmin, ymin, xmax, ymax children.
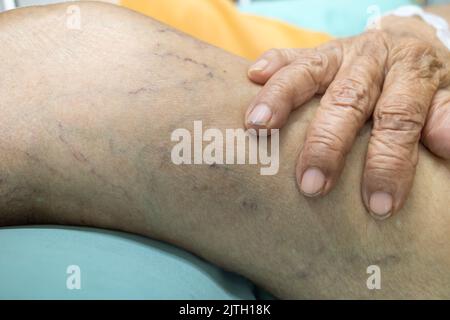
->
<box><xmin>364</xmin><ymin>162</ymin><xmax>413</xmax><ymax>191</ymax></box>
<box><xmin>268</xmin><ymin>76</ymin><xmax>292</xmax><ymax>94</ymax></box>
<box><xmin>392</xmin><ymin>40</ymin><xmax>442</xmax><ymax>80</ymax></box>
<box><xmin>264</xmin><ymin>48</ymin><xmax>296</xmax><ymax>64</ymax></box>
<box><xmin>318</xmin><ymin>39</ymin><xmax>343</xmax><ymax>62</ymax></box>
<box><xmin>374</xmin><ymin>97</ymin><xmax>425</xmax><ymax>133</ymax></box>
<box><xmin>367</xmin><ymin>130</ymin><xmax>418</xmax><ymax>171</ymax></box>
<box><xmin>356</xmin><ymin>30</ymin><xmax>389</xmax><ymax>57</ymax></box>
<box><xmin>262</xmin><ymin>49</ymin><xmax>331</xmax><ymax>96</ymax></box>
<box><xmin>292</xmin><ymin>50</ymin><xmax>329</xmax><ymax>87</ymax></box>
<box><xmin>365</xmin><ymin>138</ymin><xmax>417</xmax><ymax>181</ymax></box>
<box><xmin>295</xmin><ymin>49</ymin><xmax>328</xmax><ymax>69</ymax></box>
<box><xmin>265</xmin><ymin>77</ymin><xmax>296</xmax><ymax>104</ymax></box>
<box><xmin>305</xmin><ymin>125</ymin><xmax>347</xmax><ymax>157</ymax></box>
<box><xmin>262</xmin><ymin>48</ymin><xmax>284</xmax><ymax>63</ymax></box>
<box><xmin>365</xmin><ymin>29</ymin><xmax>387</xmax><ymax>42</ymax></box>
<box><xmin>407</xmin><ymin>39</ymin><xmax>437</xmax><ymax>58</ymax></box>
<box><xmin>325</xmin><ymin>78</ymin><xmax>370</xmax><ymax>118</ymax></box>
<box><xmin>330</xmin><ymin>78</ymin><xmax>368</xmax><ymax>101</ymax></box>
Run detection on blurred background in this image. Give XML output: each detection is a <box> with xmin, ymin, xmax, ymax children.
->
<box><xmin>1</xmin><ymin>0</ymin><xmax>450</xmax><ymax>37</ymax></box>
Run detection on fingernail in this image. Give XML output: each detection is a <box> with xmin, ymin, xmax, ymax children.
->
<box><xmin>369</xmin><ymin>192</ymin><xmax>393</xmax><ymax>219</ymax></box>
<box><xmin>247</xmin><ymin>104</ymin><xmax>272</xmax><ymax>126</ymax></box>
<box><xmin>300</xmin><ymin>167</ymin><xmax>326</xmax><ymax>196</ymax></box>
<box><xmin>248</xmin><ymin>59</ymin><xmax>269</xmax><ymax>74</ymax></box>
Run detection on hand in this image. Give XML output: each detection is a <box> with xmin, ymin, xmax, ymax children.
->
<box><xmin>245</xmin><ymin>16</ymin><xmax>450</xmax><ymax>219</ymax></box>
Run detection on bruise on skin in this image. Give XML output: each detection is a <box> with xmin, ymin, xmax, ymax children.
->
<box><xmin>57</xmin><ymin>122</ymin><xmax>88</xmax><ymax>164</ymax></box>
<box><xmin>183</xmin><ymin>57</ymin><xmax>209</xmax><ymax>69</ymax></box>
<box><xmin>0</xmin><ymin>181</ymin><xmax>30</xmax><ymax>211</ymax></box>
<box><xmin>178</xmin><ymin>71</ymin><xmax>218</xmax><ymax>91</ymax></box>
<box><xmin>89</xmin><ymin>167</ymin><xmax>132</xmax><ymax>202</ymax></box>
<box><xmin>152</xmin><ymin>51</ymin><xmax>211</xmax><ymax>70</ymax></box>
<box><xmin>24</xmin><ymin>150</ymin><xmax>60</xmax><ymax>176</ymax></box>
<box><xmin>155</xmin><ymin>26</ymin><xmax>210</xmax><ymax>51</ymax></box>
<box><xmin>373</xmin><ymin>254</ymin><xmax>401</xmax><ymax>266</ymax></box>
<box><xmin>192</xmin><ymin>183</ymin><xmax>208</xmax><ymax>192</ymax></box>
<box><xmin>209</xmin><ymin>162</ymin><xmax>217</xmax><ymax>169</ymax></box>
<box><xmin>108</xmin><ymin>137</ymin><xmax>129</xmax><ymax>155</ymax></box>
<box><xmin>127</xmin><ymin>81</ymin><xmax>159</xmax><ymax>95</ymax></box>
<box><xmin>128</xmin><ymin>87</ymin><xmax>151</xmax><ymax>95</ymax></box>
<box><xmin>57</xmin><ymin>123</ymin><xmax>132</xmax><ymax>202</ymax></box>
<box><xmin>156</xmin><ymin>27</ymin><xmax>187</xmax><ymax>38</ymax></box>
<box><xmin>208</xmin><ymin>162</ymin><xmax>230</xmax><ymax>171</ymax></box>
<box><xmin>296</xmin><ymin>270</ymin><xmax>310</xmax><ymax>280</ymax></box>
<box><xmin>69</xmin><ymin>148</ymin><xmax>88</xmax><ymax>163</ymax></box>
<box><xmin>127</xmin><ymin>51</ymin><xmax>217</xmax><ymax>94</ymax></box>
<box><xmin>179</xmin><ymin>79</ymin><xmax>194</xmax><ymax>92</ymax></box>
<box><xmin>241</xmin><ymin>199</ymin><xmax>258</xmax><ymax>211</ymax></box>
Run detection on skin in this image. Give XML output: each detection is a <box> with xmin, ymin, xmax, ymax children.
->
<box><xmin>245</xmin><ymin>11</ymin><xmax>450</xmax><ymax>220</ymax></box>
<box><xmin>0</xmin><ymin>2</ymin><xmax>449</xmax><ymax>299</ymax></box>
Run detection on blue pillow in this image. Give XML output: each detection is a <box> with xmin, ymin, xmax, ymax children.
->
<box><xmin>0</xmin><ymin>226</ymin><xmax>257</xmax><ymax>299</ymax></box>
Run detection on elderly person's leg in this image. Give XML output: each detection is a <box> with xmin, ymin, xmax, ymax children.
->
<box><xmin>0</xmin><ymin>2</ymin><xmax>449</xmax><ymax>299</ymax></box>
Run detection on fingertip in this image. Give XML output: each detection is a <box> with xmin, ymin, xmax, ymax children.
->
<box><xmin>424</xmin><ymin>92</ymin><xmax>450</xmax><ymax>159</ymax></box>
<box><xmin>246</xmin><ymin>103</ymin><xmax>273</xmax><ymax>127</ymax></box>
<box><xmin>299</xmin><ymin>167</ymin><xmax>326</xmax><ymax>197</ymax></box>
<box><xmin>368</xmin><ymin>191</ymin><xmax>393</xmax><ymax>220</ymax></box>
<box><xmin>423</xmin><ymin>126</ymin><xmax>450</xmax><ymax>160</ymax></box>
<box><xmin>247</xmin><ymin>59</ymin><xmax>270</xmax><ymax>81</ymax></box>
<box><xmin>362</xmin><ymin>166</ymin><xmax>411</xmax><ymax>221</ymax></box>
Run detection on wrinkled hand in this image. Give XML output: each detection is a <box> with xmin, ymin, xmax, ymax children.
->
<box><xmin>245</xmin><ymin>17</ymin><xmax>450</xmax><ymax>219</ymax></box>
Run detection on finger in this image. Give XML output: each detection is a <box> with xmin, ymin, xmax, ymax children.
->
<box><xmin>247</xmin><ymin>48</ymin><xmax>302</xmax><ymax>84</ymax></box>
<box><xmin>363</xmin><ymin>51</ymin><xmax>440</xmax><ymax>219</ymax></box>
<box><xmin>296</xmin><ymin>50</ymin><xmax>385</xmax><ymax>197</ymax></box>
<box><xmin>422</xmin><ymin>87</ymin><xmax>450</xmax><ymax>159</ymax></box>
<box><xmin>245</xmin><ymin>44</ymin><xmax>342</xmax><ymax>130</ymax></box>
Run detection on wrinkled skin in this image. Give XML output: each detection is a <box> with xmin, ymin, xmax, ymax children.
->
<box><xmin>245</xmin><ymin>14</ymin><xmax>450</xmax><ymax>219</ymax></box>
<box><xmin>0</xmin><ymin>2</ymin><xmax>450</xmax><ymax>299</ymax></box>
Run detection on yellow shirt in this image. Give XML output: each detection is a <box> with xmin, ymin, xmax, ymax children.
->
<box><xmin>121</xmin><ymin>0</ymin><xmax>332</xmax><ymax>60</ymax></box>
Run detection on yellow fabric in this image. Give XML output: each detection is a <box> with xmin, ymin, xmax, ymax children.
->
<box><xmin>120</xmin><ymin>0</ymin><xmax>332</xmax><ymax>60</ymax></box>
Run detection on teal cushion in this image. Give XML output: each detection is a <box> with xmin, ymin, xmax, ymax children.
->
<box><xmin>238</xmin><ymin>0</ymin><xmax>415</xmax><ymax>37</ymax></box>
<box><xmin>0</xmin><ymin>226</ymin><xmax>257</xmax><ymax>299</ymax></box>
